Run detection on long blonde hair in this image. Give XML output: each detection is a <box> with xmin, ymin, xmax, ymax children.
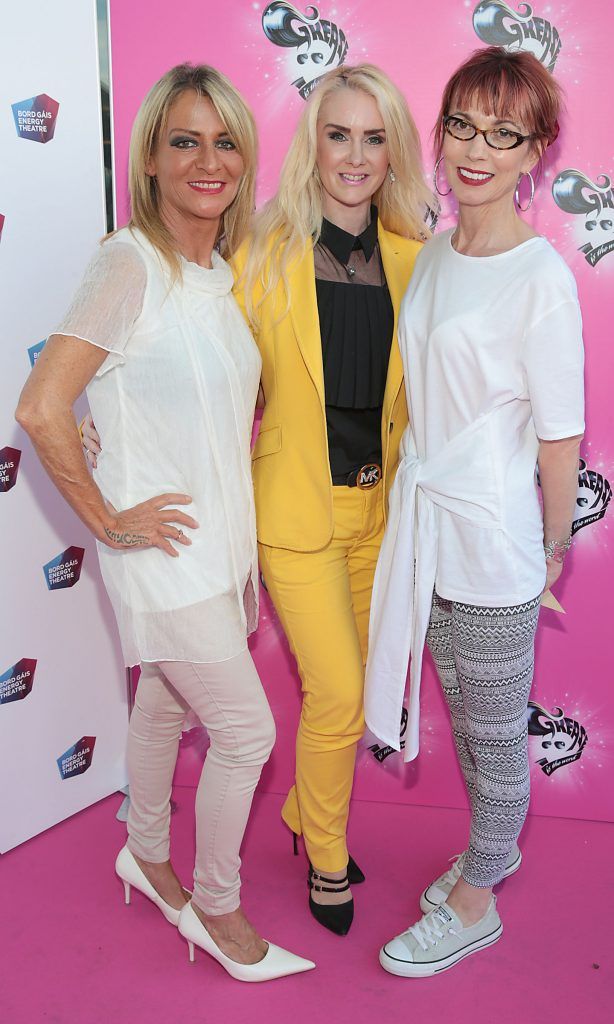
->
<box><xmin>241</xmin><ymin>63</ymin><xmax>433</xmax><ymax>324</ymax></box>
<box><xmin>127</xmin><ymin>63</ymin><xmax>257</xmax><ymax>274</ymax></box>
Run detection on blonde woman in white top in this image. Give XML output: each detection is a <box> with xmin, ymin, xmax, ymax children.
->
<box><xmin>16</xmin><ymin>64</ymin><xmax>313</xmax><ymax>983</ymax></box>
<box><xmin>365</xmin><ymin>48</ymin><xmax>584</xmax><ymax>976</ymax></box>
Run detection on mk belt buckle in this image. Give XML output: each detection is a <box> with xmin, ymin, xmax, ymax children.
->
<box><xmin>356</xmin><ymin>463</ymin><xmax>382</xmax><ymax>490</ymax></box>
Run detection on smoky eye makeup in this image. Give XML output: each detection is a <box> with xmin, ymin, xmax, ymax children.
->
<box><xmin>325</xmin><ymin>128</ymin><xmax>386</xmax><ymax>144</ymax></box>
<box><xmin>167</xmin><ymin>132</ymin><xmax>237</xmax><ymax>150</ymax></box>
<box><xmin>169</xmin><ymin>132</ymin><xmax>199</xmax><ymax>148</ymax></box>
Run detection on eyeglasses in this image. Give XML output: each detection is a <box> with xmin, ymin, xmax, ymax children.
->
<box><xmin>443</xmin><ymin>115</ymin><xmax>533</xmax><ymax>151</ymax></box>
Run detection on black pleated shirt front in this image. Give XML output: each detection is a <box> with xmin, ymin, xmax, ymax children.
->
<box><xmin>314</xmin><ymin>210</ymin><xmax>394</xmax><ymax>480</ymax></box>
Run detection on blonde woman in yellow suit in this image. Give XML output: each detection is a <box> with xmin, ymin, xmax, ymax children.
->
<box><xmin>234</xmin><ymin>65</ymin><xmax>433</xmax><ymax>935</ymax></box>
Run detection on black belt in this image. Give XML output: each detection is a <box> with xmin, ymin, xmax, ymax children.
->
<box><xmin>332</xmin><ymin>462</ymin><xmax>382</xmax><ymax>489</ymax></box>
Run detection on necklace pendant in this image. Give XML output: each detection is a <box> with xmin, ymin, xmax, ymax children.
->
<box><xmin>345</xmin><ymin>265</ymin><xmax>356</xmax><ymax>278</ymax></box>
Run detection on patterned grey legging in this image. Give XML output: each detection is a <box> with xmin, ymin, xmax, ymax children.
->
<box><xmin>426</xmin><ymin>591</ymin><xmax>541</xmax><ymax>888</ymax></box>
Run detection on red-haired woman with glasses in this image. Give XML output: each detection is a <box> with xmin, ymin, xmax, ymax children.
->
<box><xmin>365</xmin><ymin>47</ymin><xmax>585</xmax><ymax>976</ymax></box>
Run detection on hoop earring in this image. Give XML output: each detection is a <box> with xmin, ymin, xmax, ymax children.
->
<box><xmin>388</xmin><ymin>167</ymin><xmax>396</xmax><ymax>183</ymax></box>
<box><xmin>433</xmin><ymin>156</ymin><xmax>451</xmax><ymax>197</ymax></box>
<box><xmin>515</xmin><ymin>170</ymin><xmax>535</xmax><ymax>212</ymax></box>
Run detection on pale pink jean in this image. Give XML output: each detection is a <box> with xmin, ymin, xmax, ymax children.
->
<box><xmin>126</xmin><ymin>649</ymin><xmax>276</xmax><ymax>915</ymax></box>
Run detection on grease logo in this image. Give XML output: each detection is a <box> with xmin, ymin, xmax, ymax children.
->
<box><xmin>262</xmin><ymin>2</ymin><xmax>349</xmax><ymax>99</ymax></box>
<box><xmin>0</xmin><ymin>658</ymin><xmax>37</xmax><ymax>706</ymax></box>
<box><xmin>473</xmin><ymin>2</ymin><xmax>561</xmax><ymax>72</ymax></box>
<box><xmin>12</xmin><ymin>93</ymin><xmax>59</xmax><ymax>143</ymax></box>
<box><xmin>552</xmin><ymin>169</ymin><xmax>614</xmax><ymax>267</ymax></box>
<box><xmin>43</xmin><ymin>546</ymin><xmax>85</xmax><ymax>591</ymax></box>
<box><xmin>57</xmin><ymin>736</ymin><xmax>96</xmax><ymax>780</ymax></box>
<box><xmin>527</xmin><ymin>701</ymin><xmax>588</xmax><ymax>775</ymax></box>
<box><xmin>0</xmin><ymin>446</ymin><xmax>21</xmax><ymax>492</ymax></box>
<box><xmin>573</xmin><ymin>458</ymin><xmax>611</xmax><ymax>534</ymax></box>
<box><xmin>28</xmin><ymin>339</ymin><xmax>46</xmax><ymax>367</ymax></box>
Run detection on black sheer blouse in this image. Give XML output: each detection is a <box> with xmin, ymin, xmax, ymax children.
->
<box><xmin>314</xmin><ymin>209</ymin><xmax>394</xmax><ymax>479</ymax></box>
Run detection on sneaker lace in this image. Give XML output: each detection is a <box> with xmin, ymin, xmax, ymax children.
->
<box><xmin>408</xmin><ymin>911</ymin><xmax>457</xmax><ymax>952</ymax></box>
<box><xmin>440</xmin><ymin>853</ymin><xmax>464</xmax><ymax>888</ymax></box>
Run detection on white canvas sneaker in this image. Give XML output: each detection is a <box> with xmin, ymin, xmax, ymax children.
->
<box><xmin>380</xmin><ymin>899</ymin><xmax>503</xmax><ymax>978</ymax></box>
<box><xmin>419</xmin><ymin>844</ymin><xmax>522</xmax><ymax>913</ymax></box>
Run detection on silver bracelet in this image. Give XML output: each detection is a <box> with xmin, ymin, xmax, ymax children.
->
<box><xmin>544</xmin><ymin>534</ymin><xmax>572</xmax><ymax>563</ymax></box>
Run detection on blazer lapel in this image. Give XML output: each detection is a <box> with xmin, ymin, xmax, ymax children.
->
<box><xmin>288</xmin><ymin>244</ymin><xmax>326</xmax><ymax>408</ymax></box>
<box><xmin>379</xmin><ymin>224</ymin><xmax>407</xmax><ymax>422</ymax></box>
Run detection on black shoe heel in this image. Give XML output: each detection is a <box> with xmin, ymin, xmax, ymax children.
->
<box><xmin>347</xmin><ymin>854</ymin><xmax>365</xmax><ymax>885</ymax></box>
<box><xmin>292</xmin><ymin>831</ymin><xmax>366</xmax><ymax>884</ymax></box>
<box><xmin>308</xmin><ymin>868</ymin><xmax>354</xmax><ymax>936</ymax></box>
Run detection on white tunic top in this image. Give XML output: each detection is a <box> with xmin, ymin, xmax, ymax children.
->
<box><xmin>365</xmin><ymin>230</ymin><xmax>585</xmax><ymax>761</ymax></box>
<box><xmin>56</xmin><ymin>227</ymin><xmax>261</xmax><ymax>666</ymax></box>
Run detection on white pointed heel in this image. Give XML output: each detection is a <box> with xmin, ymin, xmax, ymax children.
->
<box><xmin>115</xmin><ymin>845</ymin><xmax>189</xmax><ymax>927</ymax></box>
<box><xmin>178</xmin><ymin>902</ymin><xmax>316</xmax><ymax>982</ymax></box>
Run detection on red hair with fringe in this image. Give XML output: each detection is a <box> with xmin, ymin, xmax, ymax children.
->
<box><xmin>434</xmin><ymin>47</ymin><xmax>561</xmax><ymax>159</ymax></box>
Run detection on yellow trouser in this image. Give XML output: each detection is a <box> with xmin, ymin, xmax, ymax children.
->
<box><xmin>258</xmin><ymin>484</ymin><xmax>385</xmax><ymax>873</ymax></box>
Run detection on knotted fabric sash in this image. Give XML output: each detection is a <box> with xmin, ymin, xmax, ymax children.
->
<box><xmin>364</xmin><ymin>412</ymin><xmax>504</xmax><ymax>762</ymax></box>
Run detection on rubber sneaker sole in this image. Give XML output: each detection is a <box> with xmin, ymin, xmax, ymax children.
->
<box><xmin>379</xmin><ymin>921</ymin><xmax>503</xmax><ymax>978</ymax></box>
<box><xmin>419</xmin><ymin>848</ymin><xmax>522</xmax><ymax>914</ymax></box>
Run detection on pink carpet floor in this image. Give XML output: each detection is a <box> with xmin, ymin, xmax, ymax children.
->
<box><xmin>2</xmin><ymin>790</ymin><xmax>612</xmax><ymax>1024</ymax></box>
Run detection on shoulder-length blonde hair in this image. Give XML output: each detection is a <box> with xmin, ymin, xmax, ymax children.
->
<box><xmin>127</xmin><ymin>63</ymin><xmax>257</xmax><ymax>274</ymax></box>
<box><xmin>241</xmin><ymin>63</ymin><xmax>433</xmax><ymax>323</ymax></box>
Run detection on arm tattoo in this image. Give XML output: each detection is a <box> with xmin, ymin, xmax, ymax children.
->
<box><xmin>104</xmin><ymin>528</ymin><xmax>149</xmax><ymax>546</ymax></box>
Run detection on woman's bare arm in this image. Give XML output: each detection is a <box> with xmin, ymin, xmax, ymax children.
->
<box><xmin>538</xmin><ymin>434</ymin><xmax>583</xmax><ymax>590</ymax></box>
<box><xmin>16</xmin><ymin>334</ymin><xmax>197</xmax><ymax>555</ymax></box>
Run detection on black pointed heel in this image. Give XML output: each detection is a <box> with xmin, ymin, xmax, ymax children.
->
<box><xmin>347</xmin><ymin>854</ymin><xmax>365</xmax><ymax>885</ymax></box>
<box><xmin>291</xmin><ymin>831</ymin><xmax>366</xmax><ymax>884</ymax></box>
<box><xmin>308</xmin><ymin>868</ymin><xmax>354</xmax><ymax>936</ymax></box>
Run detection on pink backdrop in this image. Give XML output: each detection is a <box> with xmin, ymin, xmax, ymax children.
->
<box><xmin>109</xmin><ymin>0</ymin><xmax>613</xmax><ymax>822</ymax></box>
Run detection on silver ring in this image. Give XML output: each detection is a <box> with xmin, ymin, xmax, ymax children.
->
<box><xmin>178</xmin><ymin>529</ymin><xmax>184</xmax><ymax>538</ymax></box>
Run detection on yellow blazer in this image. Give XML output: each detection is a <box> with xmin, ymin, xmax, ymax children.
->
<box><xmin>232</xmin><ymin>224</ymin><xmax>423</xmax><ymax>552</ymax></box>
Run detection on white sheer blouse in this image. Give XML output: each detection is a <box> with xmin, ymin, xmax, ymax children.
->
<box><xmin>55</xmin><ymin>227</ymin><xmax>261</xmax><ymax>666</ymax></box>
